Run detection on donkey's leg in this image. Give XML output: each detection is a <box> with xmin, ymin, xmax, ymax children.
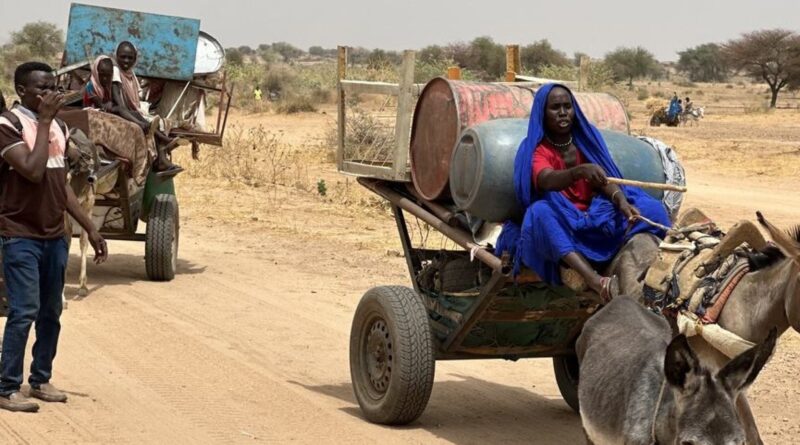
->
<box><xmin>78</xmin><ymin>192</ymin><xmax>95</xmax><ymax>297</ymax></box>
<box><xmin>78</xmin><ymin>229</ymin><xmax>89</xmax><ymax>297</ymax></box>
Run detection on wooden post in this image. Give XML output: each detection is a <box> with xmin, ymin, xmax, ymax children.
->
<box><xmin>505</xmin><ymin>44</ymin><xmax>520</xmax><ymax>82</ymax></box>
<box><xmin>579</xmin><ymin>55</ymin><xmax>590</xmax><ymax>91</ymax></box>
<box><xmin>336</xmin><ymin>46</ymin><xmax>347</xmax><ymax>170</ymax></box>
<box><xmin>447</xmin><ymin>66</ymin><xmax>461</xmax><ymax>80</ymax></box>
<box><xmin>394</xmin><ymin>50</ymin><xmax>416</xmax><ymax>181</ymax></box>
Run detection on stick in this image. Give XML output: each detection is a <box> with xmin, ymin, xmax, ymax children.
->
<box><xmin>608</xmin><ymin>177</ymin><xmax>687</xmax><ymax>192</ymax></box>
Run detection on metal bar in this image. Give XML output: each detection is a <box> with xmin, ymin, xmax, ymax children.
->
<box><xmin>165</xmin><ymin>81</ymin><xmax>192</xmax><ymax>120</ymax></box>
<box><xmin>359</xmin><ymin>178</ymin><xmax>505</xmax><ymax>273</ymax></box>
<box><xmin>436</xmin><ymin>347</ymin><xmax>575</xmax><ymax>361</ymax></box>
<box><xmin>54</xmin><ymin>60</ymin><xmax>90</xmax><ymax>76</ymax></box>
<box><xmin>393</xmin><ymin>50</ymin><xmax>415</xmax><ymax>181</ymax></box>
<box><xmin>98</xmin><ymin>233</ymin><xmax>146</xmax><ymax>242</ymax></box>
<box><xmin>219</xmin><ymin>82</ymin><xmax>233</xmax><ymax>142</ymax></box>
<box><xmin>393</xmin><ymin>205</ymin><xmax>422</xmax><ymax>291</ymax></box>
<box><xmin>404</xmin><ymin>184</ymin><xmax>457</xmax><ymax>225</ymax></box>
<box><xmin>482</xmin><ymin>309</ymin><xmax>592</xmax><ymax>323</ymax></box>
<box><xmin>216</xmin><ymin>71</ymin><xmax>225</xmax><ymax>133</ymax></box>
<box><xmin>441</xmin><ymin>269</ymin><xmax>507</xmax><ymax>352</ymax></box>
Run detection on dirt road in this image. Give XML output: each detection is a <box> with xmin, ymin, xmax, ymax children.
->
<box><xmin>0</xmin><ymin>158</ymin><xmax>796</xmax><ymax>444</ymax></box>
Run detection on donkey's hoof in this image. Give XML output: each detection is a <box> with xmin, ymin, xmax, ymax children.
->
<box><xmin>78</xmin><ymin>287</ymin><xmax>89</xmax><ymax>297</ymax></box>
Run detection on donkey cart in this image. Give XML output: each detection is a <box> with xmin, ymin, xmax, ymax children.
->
<box><xmin>349</xmin><ymin>178</ymin><xmax>600</xmax><ymax>424</ymax></box>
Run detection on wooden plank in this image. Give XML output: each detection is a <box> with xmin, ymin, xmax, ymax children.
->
<box><xmin>336</xmin><ymin>46</ymin><xmax>348</xmax><ymax>172</ymax></box>
<box><xmin>505</xmin><ymin>45</ymin><xmax>520</xmax><ymax>82</ymax></box>
<box><xmin>341</xmin><ymin>80</ymin><xmax>399</xmax><ymax>96</ymax></box>
<box><xmin>393</xmin><ymin>50</ymin><xmax>416</xmax><ymax>182</ymax></box>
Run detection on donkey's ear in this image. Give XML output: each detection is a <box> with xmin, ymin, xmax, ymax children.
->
<box><xmin>718</xmin><ymin>328</ymin><xmax>777</xmax><ymax>393</ymax></box>
<box><xmin>756</xmin><ymin>211</ymin><xmax>800</xmax><ymax>261</ymax></box>
<box><xmin>664</xmin><ymin>334</ymin><xmax>700</xmax><ymax>388</ymax></box>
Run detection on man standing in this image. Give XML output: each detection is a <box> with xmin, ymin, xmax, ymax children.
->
<box><xmin>0</xmin><ymin>62</ymin><xmax>108</xmax><ymax>412</ymax></box>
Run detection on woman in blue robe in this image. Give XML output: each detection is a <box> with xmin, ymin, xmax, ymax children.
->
<box><xmin>495</xmin><ymin>84</ymin><xmax>671</xmax><ymax>300</ymax></box>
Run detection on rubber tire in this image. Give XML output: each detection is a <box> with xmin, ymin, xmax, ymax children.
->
<box><xmin>145</xmin><ymin>194</ymin><xmax>179</xmax><ymax>281</ymax></box>
<box><xmin>349</xmin><ymin>286</ymin><xmax>435</xmax><ymax>425</ymax></box>
<box><xmin>438</xmin><ymin>257</ymin><xmax>479</xmax><ymax>292</ymax></box>
<box><xmin>553</xmin><ymin>354</ymin><xmax>580</xmax><ymax>413</ymax></box>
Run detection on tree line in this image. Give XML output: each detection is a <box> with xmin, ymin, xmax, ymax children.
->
<box><xmin>2</xmin><ymin>22</ymin><xmax>800</xmax><ymax>107</ymax></box>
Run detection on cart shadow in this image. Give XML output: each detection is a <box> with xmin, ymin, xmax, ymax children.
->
<box><xmin>290</xmin><ymin>373</ymin><xmax>583</xmax><ymax>444</ymax></box>
<box><xmin>61</xmin><ymin>252</ymin><xmax>206</xmax><ymax>301</ymax></box>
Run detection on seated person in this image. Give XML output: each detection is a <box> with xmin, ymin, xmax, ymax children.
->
<box><xmin>111</xmin><ymin>41</ymin><xmax>181</xmax><ymax>173</ymax></box>
<box><xmin>83</xmin><ymin>56</ymin><xmax>116</xmax><ymax>112</ymax></box>
<box><xmin>495</xmin><ymin>84</ymin><xmax>672</xmax><ymax>300</ymax></box>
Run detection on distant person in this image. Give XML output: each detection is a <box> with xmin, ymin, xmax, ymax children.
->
<box><xmin>254</xmin><ymin>85</ymin><xmax>263</xmax><ymax>101</ymax></box>
<box><xmin>111</xmin><ymin>41</ymin><xmax>181</xmax><ymax>173</ymax></box>
<box><xmin>677</xmin><ymin>99</ymin><xmax>684</xmax><ymax>115</ymax></box>
<box><xmin>684</xmin><ymin>96</ymin><xmax>693</xmax><ymax>113</ymax></box>
<box><xmin>668</xmin><ymin>93</ymin><xmax>680</xmax><ymax>120</ymax></box>
<box><xmin>0</xmin><ymin>61</ymin><xmax>107</xmax><ymax>412</ymax></box>
<box><xmin>83</xmin><ymin>55</ymin><xmax>116</xmax><ymax>112</ymax></box>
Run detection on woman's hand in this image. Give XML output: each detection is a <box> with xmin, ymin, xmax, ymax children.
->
<box><xmin>572</xmin><ymin>164</ymin><xmax>608</xmax><ymax>188</ymax></box>
<box><xmin>619</xmin><ymin>201</ymin><xmax>641</xmax><ymax>222</ymax></box>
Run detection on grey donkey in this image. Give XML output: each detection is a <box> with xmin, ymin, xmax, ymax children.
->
<box><xmin>577</xmin><ymin>297</ymin><xmax>776</xmax><ymax>445</ymax></box>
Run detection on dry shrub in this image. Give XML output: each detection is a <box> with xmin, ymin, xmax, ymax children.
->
<box><xmin>335</xmin><ymin>108</ymin><xmax>396</xmax><ymax>164</ymax></box>
<box><xmin>636</xmin><ymin>87</ymin><xmax>650</xmax><ymax>100</ymax></box>
<box><xmin>183</xmin><ymin>125</ymin><xmax>304</xmax><ymax>188</ymax></box>
<box><xmin>645</xmin><ymin>97</ymin><xmax>665</xmax><ymax>114</ymax></box>
<box><xmin>277</xmin><ymin>95</ymin><xmax>317</xmax><ymax>114</ymax></box>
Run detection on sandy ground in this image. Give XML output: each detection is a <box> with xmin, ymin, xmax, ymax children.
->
<box><xmin>0</xmin><ymin>99</ymin><xmax>798</xmax><ymax>444</ymax></box>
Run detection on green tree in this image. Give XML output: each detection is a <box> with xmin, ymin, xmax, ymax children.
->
<box><xmin>723</xmin><ymin>29</ymin><xmax>800</xmax><ymax>107</ymax></box>
<box><xmin>308</xmin><ymin>46</ymin><xmax>325</xmax><ymax>57</ymax></box>
<box><xmin>520</xmin><ymin>39</ymin><xmax>570</xmax><ymax>74</ymax></box>
<box><xmin>225</xmin><ymin>48</ymin><xmax>244</xmax><ymax>66</ymax></box>
<box><xmin>677</xmin><ymin>43</ymin><xmax>728</xmax><ymax>82</ymax></box>
<box><xmin>270</xmin><ymin>42</ymin><xmax>304</xmax><ymax>62</ymax></box>
<box><xmin>604</xmin><ymin>46</ymin><xmax>659</xmax><ymax>88</ymax></box>
<box><xmin>10</xmin><ymin>21</ymin><xmax>63</xmax><ymax>62</ymax></box>
<box><xmin>418</xmin><ymin>45</ymin><xmax>445</xmax><ymax>63</ymax></box>
<box><xmin>468</xmin><ymin>36</ymin><xmax>505</xmax><ymax>80</ymax></box>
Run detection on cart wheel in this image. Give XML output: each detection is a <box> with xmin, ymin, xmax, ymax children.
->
<box><xmin>553</xmin><ymin>354</ymin><xmax>580</xmax><ymax>413</ymax></box>
<box><xmin>145</xmin><ymin>194</ymin><xmax>179</xmax><ymax>281</ymax></box>
<box><xmin>349</xmin><ymin>286</ymin><xmax>435</xmax><ymax>425</ymax></box>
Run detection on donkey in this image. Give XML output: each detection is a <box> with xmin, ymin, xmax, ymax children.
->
<box><xmin>608</xmin><ymin>211</ymin><xmax>800</xmax><ymax>444</ymax></box>
<box><xmin>65</xmin><ymin>129</ymin><xmax>114</xmax><ymax>297</ymax></box>
<box><xmin>577</xmin><ymin>296</ymin><xmax>776</xmax><ymax>445</ymax></box>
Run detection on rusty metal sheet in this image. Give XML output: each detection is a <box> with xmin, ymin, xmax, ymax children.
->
<box><xmin>64</xmin><ymin>3</ymin><xmax>200</xmax><ymax>81</ymax></box>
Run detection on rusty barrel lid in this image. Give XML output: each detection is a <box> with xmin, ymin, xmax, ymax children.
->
<box><xmin>410</xmin><ymin>77</ymin><xmax>630</xmax><ymax>202</ymax></box>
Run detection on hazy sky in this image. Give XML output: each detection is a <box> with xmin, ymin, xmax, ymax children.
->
<box><xmin>1</xmin><ymin>0</ymin><xmax>798</xmax><ymax>61</ymax></box>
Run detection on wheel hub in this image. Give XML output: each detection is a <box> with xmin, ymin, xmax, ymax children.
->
<box><xmin>365</xmin><ymin>319</ymin><xmax>393</xmax><ymax>394</ymax></box>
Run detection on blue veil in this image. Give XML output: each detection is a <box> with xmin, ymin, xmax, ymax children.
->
<box><xmin>495</xmin><ymin>83</ymin><xmax>670</xmax><ymax>283</ymax></box>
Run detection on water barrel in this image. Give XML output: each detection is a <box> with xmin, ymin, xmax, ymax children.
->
<box><xmin>410</xmin><ymin>78</ymin><xmax>630</xmax><ymax>201</ymax></box>
<box><xmin>449</xmin><ymin>118</ymin><xmax>667</xmax><ymax>222</ymax></box>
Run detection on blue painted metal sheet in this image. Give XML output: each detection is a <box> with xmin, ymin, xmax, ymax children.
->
<box><xmin>64</xmin><ymin>3</ymin><xmax>200</xmax><ymax>81</ymax></box>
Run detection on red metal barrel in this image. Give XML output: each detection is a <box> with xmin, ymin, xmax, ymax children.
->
<box><xmin>409</xmin><ymin>78</ymin><xmax>630</xmax><ymax>201</ymax></box>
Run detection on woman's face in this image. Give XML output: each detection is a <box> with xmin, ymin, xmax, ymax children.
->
<box><xmin>116</xmin><ymin>45</ymin><xmax>137</xmax><ymax>71</ymax></box>
<box><xmin>544</xmin><ymin>87</ymin><xmax>574</xmax><ymax>136</ymax></box>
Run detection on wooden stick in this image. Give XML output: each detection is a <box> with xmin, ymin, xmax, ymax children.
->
<box><xmin>608</xmin><ymin>177</ymin><xmax>687</xmax><ymax>192</ymax></box>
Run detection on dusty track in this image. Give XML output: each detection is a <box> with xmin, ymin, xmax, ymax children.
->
<box><xmin>0</xmin><ymin>105</ymin><xmax>798</xmax><ymax>443</ymax></box>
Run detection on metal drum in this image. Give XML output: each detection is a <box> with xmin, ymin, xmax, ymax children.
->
<box><xmin>450</xmin><ymin>118</ymin><xmax>666</xmax><ymax>222</ymax></box>
<box><xmin>410</xmin><ymin>78</ymin><xmax>630</xmax><ymax>201</ymax></box>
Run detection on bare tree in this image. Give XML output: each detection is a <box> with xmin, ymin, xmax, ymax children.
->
<box><xmin>723</xmin><ymin>29</ymin><xmax>800</xmax><ymax>108</ymax></box>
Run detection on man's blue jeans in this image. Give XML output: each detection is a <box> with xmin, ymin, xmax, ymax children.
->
<box><xmin>0</xmin><ymin>237</ymin><xmax>68</xmax><ymax>395</ymax></box>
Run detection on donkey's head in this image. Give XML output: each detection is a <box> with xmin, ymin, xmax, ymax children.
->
<box><xmin>756</xmin><ymin>211</ymin><xmax>800</xmax><ymax>331</ymax></box>
<box><xmin>663</xmin><ymin>329</ymin><xmax>776</xmax><ymax>445</ymax></box>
